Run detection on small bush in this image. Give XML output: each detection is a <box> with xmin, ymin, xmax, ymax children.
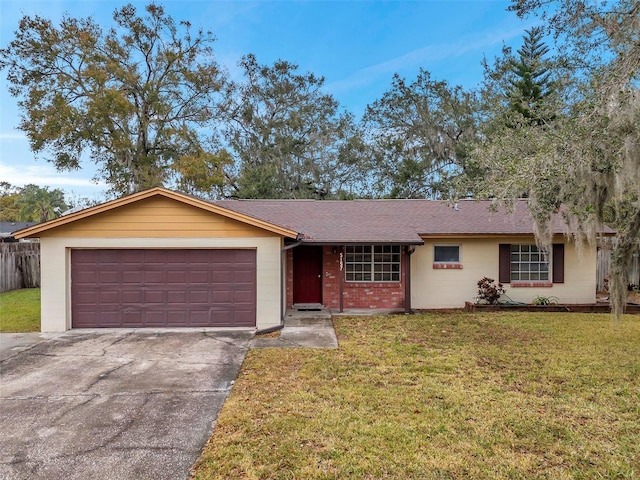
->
<box><xmin>476</xmin><ymin>277</ymin><xmax>506</xmax><ymax>305</ymax></box>
<box><xmin>531</xmin><ymin>295</ymin><xmax>559</xmax><ymax>305</ymax></box>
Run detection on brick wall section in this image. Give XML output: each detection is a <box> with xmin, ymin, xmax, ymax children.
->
<box><xmin>321</xmin><ymin>247</ymin><xmax>340</xmax><ymax>308</ymax></box>
<box><xmin>322</xmin><ymin>246</ymin><xmax>406</xmax><ymax>310</ymax></box>
<box><xmin>286</xmin><ymin>246</ymin><xmax>407</xmax><ymax>310</ymax></box>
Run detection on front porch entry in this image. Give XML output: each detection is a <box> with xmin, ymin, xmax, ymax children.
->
<box><xmin>293</xmin><ymin>245</ymin><xmax>323</xmax><ymax>305</ymax></box>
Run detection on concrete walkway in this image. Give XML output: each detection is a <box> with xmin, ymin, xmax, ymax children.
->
<box><xmin>0</xmin><ymin>308</ymin><xmax>340</xmax><ymax>361</ymax></box>
<box><xmin>251</xmin><ymin>308</ymin><xmax>338</xmax><ymax>349</ymax></box>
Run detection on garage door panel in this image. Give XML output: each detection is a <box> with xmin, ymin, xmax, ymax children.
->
<box><xmin>233</xmin><ymin>290</ymin><xmax>254</xmax><ymax>303</ymax></box>
<box><xmin>166</xmin><ymin>270</ymin><xmax>188</xmax><ymax>283</ymax></box>
<box><xmin>166</xmin><ymin>291</ymin><xmax>187</xmax><ymax>303</ymax></box>
<box><xmin>144</xmin><ymin>271</ymin><xmax>165</xmax><ymax>284</ymax></box>
<box><xmin>122</xmin><ymin>290</ymin><xmax>143</xmax><ymax>304</ymax></box>
<box><xmin>119</xmin><ymin>250</ymin><xmax>141</xmax><ymax>263</ymax></box>
<box><xmin>144</xmin><ymin>311</ymin><xmax>167</xmax><ymax>326</ymax></box>
<box><xmin>122</xmin><ymin>309</ymin><xmax>144</xmax><ymax>326</ymax></box>
<box><xmin>100</xmin><ymin>310</ymin><xmax>127</xmax><ymax>327</ymax></box>
<box><xmin>212</xmin><ymin>291</ymin><xmax>231</xmax><ymax>303</ymax></box>
<box><xmin>71</xmin><ymin>249</ymin><xmax>256</xmax><ymax>328</ymax></box>
<box><xmin>166</xmin><ymin>309</ymin><xmax>186</xmax><ymax>321</ymax></box>
<box><xmin>143</xmin><ymin>250</ymin><xmax>168</xmax><ymax>263</ymax></box>
<box><xmin>188</xmin><ymin>290</ymin><xmax>209</xmax><ymax>303</ymax></box>
<box><xmin>211</xmin><ymin>271</ymin><xmax>231</xmax><ymax>282</ymax></box>
<box><xmin>100</xmin><ymin>290</ymin><xmax>120</xmax><ymax>304</ymax></box>
<box><xmin>97</xmin><ymin>271</ymin><xmax>118</xmax><ymax>283</ymax></box>
<box><xmin>74</xmin><ymin>291</ymin><xmax>97</xmax><ymax>304</ymax></box>
<box><xmin>232</xmin><ymin>311</ymin><xmax>255</xmax><ymax>327</ymax></box>
<box><xmin>74</xmin><ymin>271</ymin><xmax>97</xmax><ymax>283</ymax></box>
<box><xmin>190</xmin><ymin>271</ymin><xmax>210</xmax><ymax>283</ymax></box>
<box><xmin>122</xmin><ymin>270</ymin><xmax>143</xmax><ymax>284</ymax></box>
<box><xmin>233</xmin><ymin>271</ymin><xmax>255</xmax><ymax>283</ymax></box>
<box><xmin>144</xmin><ymin>290</ymin><xmax>165</xmax><ymax>304</ymax></box>
<box><xmin>190</xmin><ymin>312</ymin><xmax>211</xmax><ymax>326</ymax></box>
<box><xmin>164</xmin><ymin>251</ymin><xmax>189</xmax><ymax>263</ymax></box>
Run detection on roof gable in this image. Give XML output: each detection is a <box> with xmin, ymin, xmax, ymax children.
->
<box><xmin>13</xmin><ymin>188</ymin><xmax>299</xmax><ymax>239</ymax></box>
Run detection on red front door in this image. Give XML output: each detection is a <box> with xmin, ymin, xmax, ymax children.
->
<box><xmin>293</xmin><ymin>246</ymin><xmax>323</xmax><ymax>304</ymax></box>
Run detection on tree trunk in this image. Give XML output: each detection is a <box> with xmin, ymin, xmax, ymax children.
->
<box><xmin>610</xmin><ymin>209</ymin><xmax>640</xmax><ymax>317</ymax></box>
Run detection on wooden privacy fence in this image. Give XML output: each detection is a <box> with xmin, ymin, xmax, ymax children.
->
<box><xmin>0</xmin><ymin>242</ymin><xmax>41</xmax><ymax>293</ymax></box>
<box><xmin>597</xmin><ymin>238</ymin><xmax>640</xmax><ymax>291</ymax></box>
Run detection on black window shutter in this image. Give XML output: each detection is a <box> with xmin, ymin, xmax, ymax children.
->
<box><xmin>552</xmin><ymin>243</ymin><xmax>565</xmax><ymax>283</ymax></box>
<box><xmin>499</xmin><ymin>244</ymin><xmax>511</xmax><ymax>283</ymax></box>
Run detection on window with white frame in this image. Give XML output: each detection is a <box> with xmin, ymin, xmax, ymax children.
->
<box><xmin>510</xmin><ymin>244</ymin><xmax>549</xmax><ymax>281</ymax></box>
<box><xmin>434</xmin><ymin>245</ymin><xmax>460</xmax><ymax>263</ymax></box>
<box><xmin>345</xmin><ymin>245</ymin><xmax>401</xmax><ymax>282</ymax></box>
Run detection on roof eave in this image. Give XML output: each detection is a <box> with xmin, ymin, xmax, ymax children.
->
<box><xmin>420</xmin><ymin>233</ymin><xmax>545</xmax><ymax>238</ymax></box>
<box><xmin>299</xmin><ymin>239</ymin><xmax>425</xmax><ymax>246</ymax></box>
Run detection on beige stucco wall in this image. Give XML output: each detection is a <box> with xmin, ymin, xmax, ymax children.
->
<box><xmin>411</xmin><ymin>236</ymin><xmax>597</xmax><ymax>309</ymax></box>
<box><xmin>39</xmin><ymin>236</ymin><xmax>283</xmax><ymax>332</ymax></box>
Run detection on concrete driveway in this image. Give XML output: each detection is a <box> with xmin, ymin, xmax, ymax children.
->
<box><xmin>0</xmin><ymin>329</ymin><xmax>252</xmax><ymax>480</ymax></box>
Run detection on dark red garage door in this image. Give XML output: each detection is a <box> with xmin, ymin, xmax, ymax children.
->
<box><xmin>71</xmin><ymin>249</ymin><xmax>256</xmax><ymax>328</ymax></box>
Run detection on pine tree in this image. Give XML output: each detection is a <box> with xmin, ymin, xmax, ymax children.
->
<box><xmin>507</xmin><ymin>27</ymin><xmax>554</xmax><ymax>124</ymax></box>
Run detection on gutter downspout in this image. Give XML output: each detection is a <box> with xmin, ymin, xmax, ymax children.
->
<box><xmin>405</xmin><ymin>245</ymin><xmax>416</xmax><ymax>314</ymax></box>
<box><xmin>283</xmin><ymin>239</ymin><xmax>304</xmax><ymax>251</ymax></box>
<box><xmin>256</xmin><ymin>238</ymin><xmax>303</xmax><ymax>335</ymax></box>
<box><xmin>339</xmin><ymin>245</ymin><xmax>345</xmax><ymax>313</ymax></box>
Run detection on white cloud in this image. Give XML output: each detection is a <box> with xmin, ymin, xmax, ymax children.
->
<box><xmin>0</xmin><ymin>132</ymin><xmax>28</xmax><ymax>141</ymax></box>
<box><xmin>0</xmin><ymin>162</ymin><xmax>107</xmax><ymax>192</ymax></box>
<box><xmin>326</xmin><ymin>23</ymin><xmax>534</xmax><ymax>95</ymax></box>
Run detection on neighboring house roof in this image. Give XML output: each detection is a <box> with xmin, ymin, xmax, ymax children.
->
<box><xmin>0</xmin><ymin>222</ymin><xmax>37</xmax><ymax>238</ymax></box>
<box><xmin>215</xmin><ymin>198</ymin><xmax>613</xmax><ymax>244</ymax></box>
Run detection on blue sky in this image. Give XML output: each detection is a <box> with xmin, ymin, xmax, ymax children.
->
<box><xmin>0</xmin><ymin>0</ymin><xmax>535</xmax><ymax>201</ymax></box>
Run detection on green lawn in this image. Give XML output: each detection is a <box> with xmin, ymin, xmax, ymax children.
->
<box><xmin>192</xmin><ymin>312</ymin><xmax>640</xmax><ymax>480</ymax></box>
<box><xmin>0</xmin><ymin>288</ymin><xmax>40</xmax><ymax>332</ymax></box>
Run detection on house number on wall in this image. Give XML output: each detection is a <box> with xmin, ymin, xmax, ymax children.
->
<box><xmin>340</xmin><ymin>252</ymin><xmax>343</xmax><ymax>271</ymax></box>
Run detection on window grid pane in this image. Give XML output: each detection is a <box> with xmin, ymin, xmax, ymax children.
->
<box><xmin>346</xmin><ymin>245</ymin><xmax>401</xmax><ymax>282</ymax></box>
<box><xmin>510</xmin><ymin>245</ymin><xmax>550</xmax><ymax>281</ymax></box>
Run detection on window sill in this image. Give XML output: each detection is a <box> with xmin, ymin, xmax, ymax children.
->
<box><xmin>511</xmin><ymin>281</ymin><xmax>552</xmax><ymax>288</ymax></box>
<box><xmin>432</xmin><ymin>263</ymin><xmax>463</xmax><ymax>269</ymax></box>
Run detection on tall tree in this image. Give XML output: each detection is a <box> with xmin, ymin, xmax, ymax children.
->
<box><xmin>0</xmin><ymin>3</ymin><xmax>226</xmax><ymax>196</ymax></box>
<box><xmin>217</xmin><ymin>54</ymin><xmax>363</xmax><ymax>199</ymax></box>
<box><xmin>478</xmin><ymin>26</ymin><xmax>559</xmax><ymax>135</ymax></box>
<box><xmin>0</xmin><ymin>182</ymin><xmax>21</xmax><ymax>222</ymax></box>
<box><xmin>469</xmin><ymin>26</ymin><xmax>563</xmax><ymax>202</ymax></box>
<box><xmin>362</xmin><ymin>70</ymin><xmax>477</xmax><ymax>199</ymax></box>
<box><xmin>472</xmin><ymin>0</ymin><xmax>640</xmax><ymax>316</ymax></box>
<box><xmin>507</xmin><ymin>27</ymin><xmax>555</xmax><ymax>123</ymax></box>
<box><xmin>16</xmin><ymin>184</ymin><xmax>69</xmax><ymax>222</ymax></box>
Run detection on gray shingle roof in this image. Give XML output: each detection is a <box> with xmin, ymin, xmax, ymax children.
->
<box><xmin>214</xmin><ymin>199</ymin><xmax>598</xmax><ymax>244</ymax></box>
<box><xmin>0</xmin><ymin>222</ymin><xmax>37</xmax><ymax>237</ymax></box>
